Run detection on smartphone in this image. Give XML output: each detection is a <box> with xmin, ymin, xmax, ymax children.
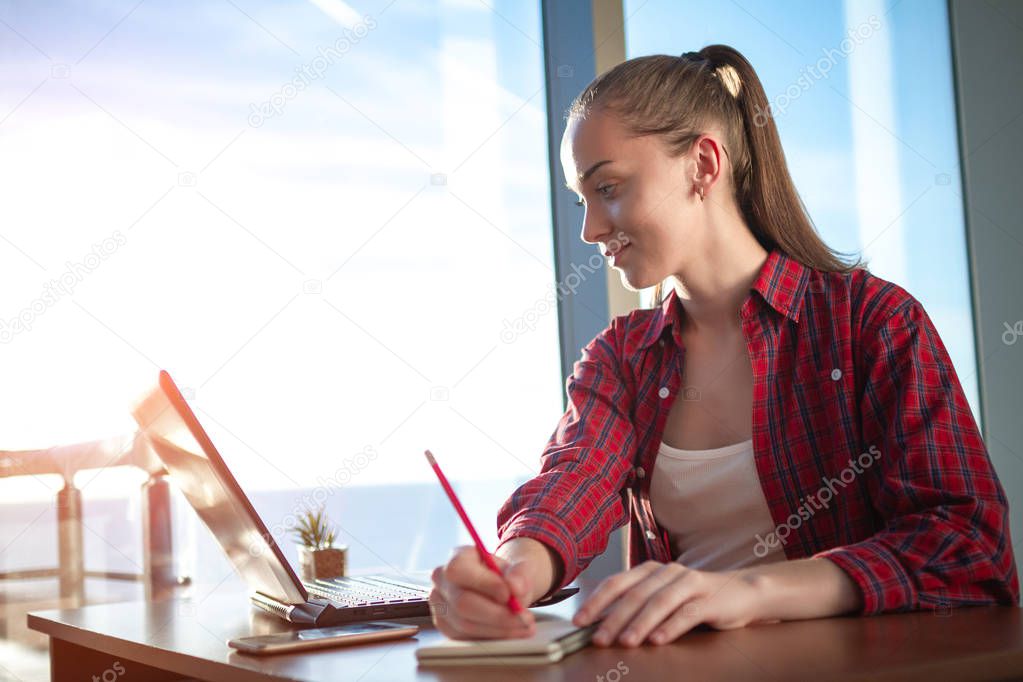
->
<box><xmin>228</xmin><ymin>622</ymin><xmax>419</xmax><ymax>655</ymax></box>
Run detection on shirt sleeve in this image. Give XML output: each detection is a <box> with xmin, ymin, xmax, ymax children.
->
<box><xmin>495</xmin><ymin>317</ymin><xmax>638</xmax><ymax>599</ymax></box>
<box><xmin>814</xmin><ymin>299</ymin><xmax>1020</xmax><ymax>614</ymax></box>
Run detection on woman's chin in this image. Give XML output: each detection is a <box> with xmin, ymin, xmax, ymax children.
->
<box><xmin>615</xmin><ymin>268</ymin><xmax>655</xmax><ymax>292</ymax></box>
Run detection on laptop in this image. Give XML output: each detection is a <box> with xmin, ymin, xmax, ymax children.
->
<box><xmin>130</xmin><ymin>370</ymin><xmax>578</xmax><ymax>626</ymax></box>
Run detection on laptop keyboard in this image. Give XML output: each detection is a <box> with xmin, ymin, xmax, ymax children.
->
<box><xmin>304</xmin><ymin>575</ymin><xmax>429</xmax><ymax>608</ymax></box>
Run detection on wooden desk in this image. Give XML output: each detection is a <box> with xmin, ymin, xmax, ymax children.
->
<box><xmin>28</xmin><ymin>591</ymin><xmax>1023</xmax><ymax>681</ymax></box>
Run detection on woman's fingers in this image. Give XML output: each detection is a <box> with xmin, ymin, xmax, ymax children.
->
<box><xmin>585</xmin><ymin>562</ymin><xmax>686</xmax><ymax>646</ymax></box>
<box><xmin>502</xmin><ymin>560</ymin><xmax>536</xmax><ymax>608</ymax></box>
<box><xmin>447</xmin><ymin>546</ymin><xmax>514</xmax><ymax>603</ymax></box>
<box><xmin>430</xmin><ymin>584</ymin><xmax>535</xmax><ymax>639</ymax></box>
<box><xmin>434</xmin><ymin>585</ymin><xmax>535</xmax><ymax>638</ymax></box>
<box><xmin>443</xmin><ymin>576</ymin><xmax>531</xmax><ymax>628</ymax></box>
<box><xmin>448</xmin><ymin>549</ymin><xmax>534</xmax><ymax>620</ymax></box>
<box><xmin>429</xmin><ymin>545</ymin><xmax>536</xmax><ymax>640</ymax></box>
<box><xmin>646</xmin><ymin>598</ymin><xmax>707</xmax><ymax>645</ymax></box>
<box><xmin>616</xmin><ymin>574</ymin><xmax>703</xmax><ymax>646</ymax></box>
<box><xmin>573</xmin><ymin>560</ymin><xmax>663</xmax><ymax>626</ymax></box>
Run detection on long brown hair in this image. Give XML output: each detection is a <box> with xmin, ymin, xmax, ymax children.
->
<box><xmin>567</xmin><ymin>44</ymin><xmax>866</xmax><ymax>306</ymax></box>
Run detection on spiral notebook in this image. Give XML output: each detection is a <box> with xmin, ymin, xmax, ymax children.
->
<box><xmin>415</xmin><ymin>614</ymin><xmax>599</xmax><ymax>666</ymax></box>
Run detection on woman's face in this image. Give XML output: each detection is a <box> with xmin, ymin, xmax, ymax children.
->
<box><xmin>560</xmin><ymin>109</ymin><xmax>714</xmax><ymax>291</ymax></box>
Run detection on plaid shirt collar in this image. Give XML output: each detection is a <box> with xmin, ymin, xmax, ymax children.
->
<box><xmin>637</xmin><ymin>247</ymin><xmax>811</xmax><ymax>350</ymax></box>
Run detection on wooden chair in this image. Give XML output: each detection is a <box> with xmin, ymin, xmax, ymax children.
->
<box><xmin>0</xmin><ymin>431</ymin><xmax>188</xmax><ymax>603</ymax></box>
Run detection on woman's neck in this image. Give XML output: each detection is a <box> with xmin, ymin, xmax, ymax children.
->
<box><xmin>673</xmin><ymin>237</ymin><xmax>769</xmax><ymax>335</ymax></box>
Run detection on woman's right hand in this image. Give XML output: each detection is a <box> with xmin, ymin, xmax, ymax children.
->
<box><xmin>429</xmin><ymin>545</ymin><xmax>538</xmax><ymax>640</ymax></box>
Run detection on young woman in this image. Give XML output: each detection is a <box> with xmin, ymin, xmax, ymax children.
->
<box><xmin>429</xmin><ymin>44</ymin><xmax>1019</xmax><ymax>647</ymax></box>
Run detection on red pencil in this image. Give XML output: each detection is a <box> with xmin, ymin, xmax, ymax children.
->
<box><xmin>424</xmin><ymin>449</ymin><xmax>530</xmax><ymax>626</ymax></box>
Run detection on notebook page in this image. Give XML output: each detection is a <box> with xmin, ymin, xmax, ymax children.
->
<box><xmin>416</xmin><ymin>615</ymin><xmax>589</xmax><ymax>658</ymax></box>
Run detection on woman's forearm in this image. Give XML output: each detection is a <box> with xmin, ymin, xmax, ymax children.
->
<box><xmin>496</xmin><ymin>540</ymin><xmax>861</xmax><ymax>620</ymax></box>
<box><xmin>741</xmin><ymin>557</ymin><xmax>863</xmax><ymax>621</ymax></box>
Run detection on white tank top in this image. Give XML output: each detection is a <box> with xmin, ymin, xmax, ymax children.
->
<box><xmin>649</xmin><ymin>438</ymin><xmax>786</xmax><ymax>570</ymax></box>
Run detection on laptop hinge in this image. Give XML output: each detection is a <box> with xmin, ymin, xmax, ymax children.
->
<box><xmin>250</xmin><ymin>592</ymin><xmax>340</xmax><ymax>625</ymax></box>
<box><xmin>289</xmin><ymin>598</ymin><xmax>338</xmax><ymax>625</ymax></box>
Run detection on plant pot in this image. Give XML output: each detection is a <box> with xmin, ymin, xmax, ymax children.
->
<box><xmin>298</xmin><ymin>545</ymin><xmax>347</xmax><ymax>582</ymax></box>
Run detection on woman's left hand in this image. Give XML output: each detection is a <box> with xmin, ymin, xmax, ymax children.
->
<box><xmin>572</xmin><ymin>560</ymin><xmax>773</xmax><ymax>647</ymax></box>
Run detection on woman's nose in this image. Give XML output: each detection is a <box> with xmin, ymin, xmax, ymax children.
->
<box><xmin>580</xmin><ymin>206</ymin><xmax>611</xmax><ymax>245</ymax></box>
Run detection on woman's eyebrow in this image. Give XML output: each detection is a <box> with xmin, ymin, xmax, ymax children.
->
<box><xmin>564</xmin><ymin>159</ymin><xmax>614</xmax><ymax>193</ymax></box>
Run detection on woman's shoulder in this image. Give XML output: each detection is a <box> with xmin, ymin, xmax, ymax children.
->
<box><xmin>582</xmin><ymin>306</ymin><xmax>660</xmax><ymax>356</ymax></box>
<box><xmin>572</xmin><ymin>304</ymin><xmax>670</xmax><ymax>376</ymax></box>
<box><xmin>810</xmin><ymin>264</ymin><xmax>922</xmax><ymax>329</ymax></box>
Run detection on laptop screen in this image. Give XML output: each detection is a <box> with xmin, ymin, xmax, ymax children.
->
<box><xmin>130</xmin><ymin>370</ymin><xmax>308</xmax><ymax>605</ymax></box>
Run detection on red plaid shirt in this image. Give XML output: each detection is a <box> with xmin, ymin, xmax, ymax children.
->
<box><xmin>497</xmin><ymin>247</ymin><xmax>1019</xmax><ymax>615</ymax></box>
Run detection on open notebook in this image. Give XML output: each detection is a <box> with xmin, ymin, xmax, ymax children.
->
<box><xmin>415</xmin><ymin>614</ymin><xmax>599</xmax><ymax>666</ymax></box>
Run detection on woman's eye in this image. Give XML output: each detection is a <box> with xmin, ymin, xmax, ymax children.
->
<box><xmin>574</xmin><ymin>185</ymin><xmax>614</xmax><ymax>206</ymax></box>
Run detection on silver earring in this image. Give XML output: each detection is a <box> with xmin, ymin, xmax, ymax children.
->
<box><xmin>696</xmin><ymin>185</ymin><xmax>705</xmax><ymax>201</ymax></box>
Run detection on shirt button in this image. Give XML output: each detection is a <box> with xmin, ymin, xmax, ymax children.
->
<box><xmin>635</xmin><ymin>466</ymin><xmax>645</xmax><ymax>479</ymax></box>
<box><xmin>831</xmin><ymin>368</ymin><xmax>842</xmax><ymax>381</ymax></box>
<box><xmin>645</xmin><ymin>530</ymin><xmax>657</xmax><ymax>540</ymax></box>
<box><xmin>658</xmin><ymin>386</ymin><xmax>670</xmax><ymax>399</ymax></box>
<box><xmin>658</xmin><ymin>338</ymin><xmax>665</xmax><ymax>347</ymax></box>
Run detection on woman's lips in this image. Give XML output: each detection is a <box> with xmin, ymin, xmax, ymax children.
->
<box><xmin>606</xmin><ymin>243</ymin><xmax>629</xmax><ymax>265</ymax></box>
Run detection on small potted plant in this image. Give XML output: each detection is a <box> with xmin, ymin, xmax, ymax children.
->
<box><xmin>292</xmin><ymin>506</ymin><xmax>347</xmax><ymax>582</ymax></box>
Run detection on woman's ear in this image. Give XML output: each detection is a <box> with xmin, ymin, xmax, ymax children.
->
<box><xmin>689</xmin><ymin>134</ymin><xmax>729</xmax><ymax>201</ymax></box>
<box><xmin>683</xmin><ymin>154</ymin><xmax>704</xmax><ymax>199</ymax></box>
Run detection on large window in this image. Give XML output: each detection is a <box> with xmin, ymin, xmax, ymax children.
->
<box><xmin>624</xmin><ymin>0</ymin><xmax>982</xmax><ymax>424</ymax></box>
<box><xmin>0</xmin><ymin>0</ymin><xmax>560</xmax><ymax>585</ymax></box>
